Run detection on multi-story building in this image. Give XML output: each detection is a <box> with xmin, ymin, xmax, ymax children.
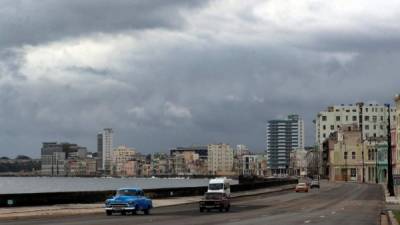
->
<box><xmin>289</xmin><ymin>148</ymin><xmax>308</xmax><ymax>176</ymax></box>
<box><xmin>315</xmin><ymin>103</ymin><xmax>396</xmax><ymax>146</ymax></box>
<box><xmin>242</xmin><ymin>154</ymin><xmax>268</xmax><ymax>176</ymax></box>
<box><xmin>111</xmin><ymin>145</ymin><xmax>137</xmax><ymax>176</ymax></box>
<box><xmin>207</xmin><ymin>144</ymin><xmax>234</xmax><ymax>176</ymax></box>
<box><xmin>266</xmin><ymin>114</ymin><xmax>304</xmax><ymax>174</ymax></box>
<box><xmin>97</xmin><ymin>128</ymin><xmax>113</xmax><ymax>174</ymax></box>
<box><xmin>170</xmin><ymin>145</ymin><xmax>208</xmax><ymax>175</ymax></box>
<box><xmin>41</xmin><ymin>142</ymin><xmax>88</xmax><ymax>176</ymax></box>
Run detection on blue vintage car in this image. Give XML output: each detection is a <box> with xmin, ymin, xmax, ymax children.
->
<box><xmin>105</xmin><ymin>187</ymin><xmax>153</xmax><ymax>215</ymax></box>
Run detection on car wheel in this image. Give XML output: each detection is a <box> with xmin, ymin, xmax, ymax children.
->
<box><xmin>121</xmin><ymin>211</ymin><xmax>126</xmax><ymax>216</ymax></box>
<box><xmin>144</xmin><ymin>208</ymin><xmax>150</xmax><ymax>215</ymax></box>
<box><xmin>106</xmin><ymin>210</ymin><xmax>112</xmax><ymax>216</ymax></box>
<box><xmin>219</xmin><ymin>207</ymin><xmax>223</xmax><ymax>212</ymax></box>
<box><xmin>206</xmin><ymin>209</ymin><xmax>211</xmax><ymax>212</ymax></box>
<box><xmin>131</xmin><ymin>209</ymin><xmax>137</xmax><ymax>215</ymax></box>
<box><xmin>225</xmin><ymin>205</ymin><xmax>230</xmax><ymax>212</ymax></box>
<box><xmin>200</xmin><ymin>207</ymin><xmax>204</xmax><ymax>212</ymax></box>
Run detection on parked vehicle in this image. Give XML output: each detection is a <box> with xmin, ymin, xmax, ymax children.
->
<box><xmin>295</xmin><ymin>182</ymin><xmax>309</xmax><ymax>192</ymax></box>
<box><xmin>199</xmin><ymin>192</ymin><xmax>230</xmax><ymax>212</ymax></box>
<box><xmin>105</xmin><ymin>188</ymin><xmax>153</xmax><ymax>216</ymax></box>
<box><xmin>310</xmin><ymin>179</ymin><xmax>320</xmax><ymax>189</ymax></box>
<box><xmin>208</xmin><ymin>178</ymin><xmax>232</xmax><ymax>197</ymax></box>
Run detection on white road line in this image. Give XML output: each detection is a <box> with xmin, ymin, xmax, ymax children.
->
<box><xmin>304</xmin><ymin>220</ymin><xmax>311</xmax><ymax>223</ymax></box>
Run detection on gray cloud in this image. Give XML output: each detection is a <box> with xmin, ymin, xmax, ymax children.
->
<box><xmin>0</xmin><ymin>0</ymin><xmax>400</xmax><ymax>157</ymax></box>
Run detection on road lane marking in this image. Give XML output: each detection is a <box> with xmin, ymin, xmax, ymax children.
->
<box><xmin>320</xmin><ymin>215</ymin><xmax>325</xmax><ymax>218</ymax></box>
<box><xmin>304</xmin><ymin>220</ymin><xmax>311</xmax><ymax>223</ymax></box>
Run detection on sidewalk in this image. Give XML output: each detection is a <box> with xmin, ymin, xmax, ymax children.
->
<box><xmin>0</xmin><ymin>184</ymin><xmax>295</xmax><ymax>220</ymax></box>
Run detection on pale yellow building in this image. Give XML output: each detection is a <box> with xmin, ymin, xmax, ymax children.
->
<box><xmin>207</xmin><ymin>144</ymin><xmax>234</xmax><ymax>176</ymax></box>
<box><xmin>111</xmin><ymin>145</ymin><xmax>137</xmax><ymax>176</ymax></box>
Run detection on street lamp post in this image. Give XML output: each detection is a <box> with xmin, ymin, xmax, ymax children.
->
<box><xmin>385</xmin><ymin>104</ymin><xmax>395</xmax><ymax>196</ymax></box>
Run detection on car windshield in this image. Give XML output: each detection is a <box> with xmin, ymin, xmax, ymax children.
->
<box><xmin>205</xmin><ymin>193</ymin><xmax>223</xmax><ymax>200</ymax></box>
<box><xmin>209</xmin><ymin>183</ymin><xmax>223</xmax><ymax>190</ymax></box>
<box><xmin>117</xmin><ymin>189</ymin><xmax>138</xmax><ymax>196</ymax></box>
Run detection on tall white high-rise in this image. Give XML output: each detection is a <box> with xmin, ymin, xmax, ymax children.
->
<box><xmin>98</xmin><ymin>128</ymin><xmax>113</xmax><ymax>173</ymax></box>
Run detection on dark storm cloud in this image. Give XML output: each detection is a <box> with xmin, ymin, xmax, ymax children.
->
<box><xmin>0</xmin><ymin>0</ymin><xmax>206</xmax><ymax>48</ymax></box>
<box><xmin>1</xmin><ymin>0</ymin><xmax>400</xmax><ymax>157</ymax></box>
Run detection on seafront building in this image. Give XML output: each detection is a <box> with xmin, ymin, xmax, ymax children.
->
<box><xmin>207</xmin><ymin>144</ymin><xmax>234</xmax><ymax>176</ymax></box>
<box><xmin>97</xmin><ymin>128</ymin><xmax>113</xmax><ymax>174</ymax></box>
<box><xmin>314</xmin><ymin>103</ymin><xmax>396</xmax><ymax>146</ymax></box>
<box><xmin>111</xmin><ymin>145</ymin><xmax>137</xmax><ymax>176</ymax></box>
<box><xmin>170</xmin><ymin>145</ymin><xmax>208</xmax><ymax>175</ymax></box>
<box><xmin>41</xmin><ymin>142</ymin><xmax>89</xmax><ymax>176</ymax></box>
<box><xmin>266</xmin><ymin>114</ymin><xmax>305</xmax><ymax>174</ymax></box>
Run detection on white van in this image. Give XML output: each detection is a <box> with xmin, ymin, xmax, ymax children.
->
<box><xmin>207</xmin><ymin>178</ymin><xmax>231</xmax><ymax>197</ymax></box>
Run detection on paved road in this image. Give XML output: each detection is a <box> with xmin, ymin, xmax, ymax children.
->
<box><xmin>0</xmin><ymin>182</ymin><xmax>383</xmax><ymax>225</ymax></box>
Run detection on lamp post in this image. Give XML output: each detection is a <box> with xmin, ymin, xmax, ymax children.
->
<box><xmin>385</xmin><ymin>104</ymin><xmax>395</xmax><ymax>196</ymax></box>
<box><xmin>376</xmin><ymin>146</ymin><xmax>379</xmax><ymax>184</ymax></box>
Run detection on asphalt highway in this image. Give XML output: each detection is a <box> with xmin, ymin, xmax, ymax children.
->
<box><xmin>0</xmin><ymin>181</ymin><xmax>383</xmax><ymax>225</ymax></box>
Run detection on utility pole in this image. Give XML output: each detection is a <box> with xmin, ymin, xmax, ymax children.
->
<box><xmin>386</xmin><ymin>104</ymin><xmax>395</xmax><ymax>196</ymax></box>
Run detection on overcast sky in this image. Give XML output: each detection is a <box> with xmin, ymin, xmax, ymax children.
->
<box><xmin>1</xmin><ymin>0</ymin><xmax>400</xmax><ymax>157</ymax></box>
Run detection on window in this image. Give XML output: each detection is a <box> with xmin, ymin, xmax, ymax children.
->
<box><xmin>365</xmin><ymin>108</ymin><xmax>369</xmax><ymax>112</ymax></box>
<box><xmin>380</xmin><ymin>125</ymin><xmax>384</xmax><ymax>130</ymax></box>
<box><xmin>322</xmin><ymin>116</ymin><xmax>327</xmax><ymax>121</ymax></box>
<box><xmin>323</xmin><ymin>133</ymin><xmax>326</xmax><ymax>138</ymax></box>
<box><xmin>364</xmin><ymin>116</ymin><xmax>369</xmax><ymax>121</ymax></box>
<box><xmin>353</xmin><ymin>116</ymin><xmax>357</xmax><ymax>121</ymax></box>
<box><xmin>346</xmin><ymin>115</ymin><xmax>349</xmax><ymax>121</ymax></box>
<box><xmin>352</xmin><ymin>152</ymin><xmax>356</xmax><ymax>159</ymax></box>
<box><xmin>365</xmin><ymin>125</ymin><xmax>369</xmax><ymax>130</ymax></box>
<box><xmin>344</xmin><ymin>152</ymin><xmax>348</xmax><ymax>160</ymax></box>
<box><xmin>351</xmin><ymin>168</ymin><xmax>357</xmax><ymax>177</ymax></box>
<box><xmin>323</xmin><ymin>125</ymin><xmax>326</xmax><ymax>130</ymax></box>
<box><xmin>381</xmin><ymin>116</ymin><xmax>384</xmax><ymax>121</ymax></box>
<box><xmin>330</xmin><ymin>125</ymin><xmax>334</xmax><ymax>130</ymax></box>
<box><xmin>372</xmin><ymin>116</ymin><xmax>377</xmax><ymax>122</ymax></box>
<box><xmin>373</xmin><ymin>125</ymin><xmax>376</xmax><ymax>130</ymax></box>
<box><xmin>336</xmin><ymin>116</ymin><xmax>340</xmax><ymax>121</ymax></box>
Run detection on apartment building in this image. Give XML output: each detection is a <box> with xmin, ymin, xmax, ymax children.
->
<box><xmin>266</xmin><ymin>114</ymin><xmax>304</xmax><ymax>174</ymax></box>
<box><xmin>315</xmin><ymin>103</ymin><xmax>396</xmax><ymax>146</ymax></box>
<box><xmin>207</xmin><ymin>144</ymin><xmax>234</xmax><ymax>176</ymax></box>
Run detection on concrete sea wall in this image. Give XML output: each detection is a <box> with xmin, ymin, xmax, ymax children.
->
<box><xmin>0</xmin><ymin>178</ymin><xmax>297</xmax><ymax>207</ymax></box>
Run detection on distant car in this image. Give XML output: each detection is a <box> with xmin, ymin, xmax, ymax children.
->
<box><xmin>199</xmin><ymin>192</ymin><xmax>230</xmax><ymax>212</ymax></box>
<box><xmin>105</xmin><ymin>188</ymin><xmax>153</xmax><ymax>216</ymax></box>
<box><xmin>310</xmin><ymin>179</ymin><xmax>320</xmax><ymax>189</ymax></box>
<box><xmin>295</xmin><ymin>183</ymin><xmax>309</xmax><ymax>192</ymax></box>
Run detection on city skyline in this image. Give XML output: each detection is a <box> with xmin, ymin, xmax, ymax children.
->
<box><xmin>1</xmin><ymin>1</ymin><xmax>400</xmax><ymax>157</ymax></box>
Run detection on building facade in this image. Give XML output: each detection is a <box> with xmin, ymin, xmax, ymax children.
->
<box><xmin>266</xmin><ymin>114</ymin><xmax>304</xmax><ymax>174</ymax></box>
<box><xmin>207</xmin><ymin>144</ymin><xmax>234</xmax><ymax>176</ymax></box>
<box><xmin>289</xmin><ymin>148</ymin><xmax>308</xmax><ymax>177</ymax></box>
<box><xmin>98</xmin><ymin>128</ymin><xmax>113</xmax><ymax>174</ymax></box>
<box><xmin>170</xmin><ymin>145</ymin><xmax>208</xmax><ymax>175</ymax></box>
<box><xmin>111</xmin><ymin>145</ymin><xmax>137</xmax><ymax>176</ymax></box>
<box><xmin>315</xmin><ymin>103</ymin><xmax>396</xmax><ymax>146</ymax></box>
<box><xmin>41</xmin><ymin>142</ymin><xmax>88</xmax><ymax>176</ymax></box>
